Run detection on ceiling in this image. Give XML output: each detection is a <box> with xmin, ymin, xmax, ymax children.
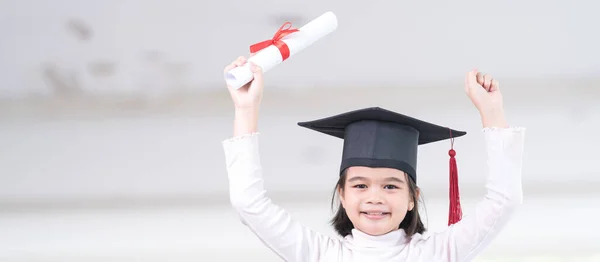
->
<box><xmin>1</xmin><ymin>0</ymin><xmax>599</xmax><ymax>99</ymax></box>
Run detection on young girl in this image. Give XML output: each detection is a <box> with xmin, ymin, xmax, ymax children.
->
<box><xmin>222</xmin><ymin>56</ymin><xmax>526</xmax><ymax>261</ymax></box>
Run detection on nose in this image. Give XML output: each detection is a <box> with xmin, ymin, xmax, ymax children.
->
<box><xmin>365</xmin><ymin>188</ymin><xmax>384</xmax><ymax>205</ymax></box>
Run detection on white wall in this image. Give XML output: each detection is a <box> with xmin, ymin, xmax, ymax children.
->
<box><xmin>1</xmin><ymin>83</ymin><xmax>599</xmax><ymax>202</ymax></box>
<box><xmin>1</xmin><ymin>0</ymin><xmax>599</xmax><ymax>259</ymax></box>
<box><xmin>1</xmin><ymin>0</ymin><xmax>599</xmax><ymax>97</ymax></box>
<box><xmin>1</xmin><ymin>84</ymin><xmax>600</xmax><ymax>261</ymax></box>
<box><xmin>1</xmin><ymin>196</ymin><xmax>600</xmax><ymax>261</ymax></box>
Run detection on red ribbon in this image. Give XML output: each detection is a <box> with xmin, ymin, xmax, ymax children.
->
<box><xmin>249</xmin><ymin>22</ymin><xmax>299</xmax><ymax>61</ymax></box>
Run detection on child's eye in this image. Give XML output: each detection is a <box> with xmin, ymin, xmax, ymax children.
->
<box><xmin>384</xmin><ymin>185</ymin><xmax>399</xmax><ymax>189</ymax></box>
<box><xmin>353</xmin><ymin>184</ymin><xmax>367</xmax><ymax>189</ymax></box>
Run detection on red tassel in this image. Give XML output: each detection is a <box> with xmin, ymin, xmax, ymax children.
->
<box><xmin>448</xmin><ymin>130</ymin><xmax>462</xmax><ymax>226</ymax></box>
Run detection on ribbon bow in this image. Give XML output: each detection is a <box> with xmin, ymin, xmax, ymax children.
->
<box><xmin>249</xmin><ymin>22</ymin><xmax>299</xmax><ymax>61</ymax></box>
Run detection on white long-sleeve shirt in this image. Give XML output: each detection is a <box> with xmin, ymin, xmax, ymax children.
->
<box><xmin>222</xmin><ymin>127</ymin><xmax>526</xmax><ymax>262</ymax></box>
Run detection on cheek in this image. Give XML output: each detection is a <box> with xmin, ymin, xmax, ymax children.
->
<box><xmin>341</xmin><ymin>192</ymin><xmax>360</xmax><ymax>211</ymax></box>
<box><xmin>390</xmin><ymin>191</ymin><xmax>412</xmax><ymax>211</ymax></box>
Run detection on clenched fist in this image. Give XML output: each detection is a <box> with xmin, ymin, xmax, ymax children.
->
<box><xmin>464</xmin><ymin>70</ymin><xmax>508</xmax><ymax>128</ymax></box>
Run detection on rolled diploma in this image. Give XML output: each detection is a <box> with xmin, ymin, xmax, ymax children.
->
<box><xmin>224</xmin><ymin>11</ymin><xmax>338</xmax><ymax>89</ymax></box>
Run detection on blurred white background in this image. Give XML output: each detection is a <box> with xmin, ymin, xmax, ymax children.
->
<box><xmin>1</xmin><ymin>0</ymin><xmax>599</xmax><ymax>261</ymax></box>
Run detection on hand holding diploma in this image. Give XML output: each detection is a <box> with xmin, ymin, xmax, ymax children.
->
<box><xmin>224</xmin><ymin>11</ymin><xmax>339</xmax><ymax>89</ymax></box>
<box><xmin>223</xmin><ymin>54</ymin><xmax>263</xmax><ymax>137</ymax></box>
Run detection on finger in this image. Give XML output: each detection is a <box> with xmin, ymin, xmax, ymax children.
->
<box><xmin>465</xmin><ymin>69</ymin><xmax>479</xmax><ymax>93</ymax></box>
<box><xmin>250</xmin><ymin>62</ymin><xmax>263</xmax><ymax>84</ymax></box>
<box><xmin>490</xmin><ymin>79</ymin><xmax>500</xmax><ymax>92</ymax></box>
<box><xmin>234</xmin><ymin>56</ymin><xmax>247</xmax><ymax>67</ymax></box>
<box><xmin>476</xmin><ymin>72</ymin><xmax>485</xmax><ymax>86</ymax></box>
<box><xmin>223</xmin><ymin>62</ymin><xmax>237</xmax><ymax>73</ymax></box>
<box><xmin>483</xmin><ymin>75</ymin><xmax>492</xmax><ymax>89</ymax></box>
<box><xmin>223</xmin><ymin>56</ymin><xmax>247</xmax><ymax>73</ymax></box>
<box><xmin>483</xmin><ymin>74</ymin><xmax>493</xmax><ymax>91</ymax></box>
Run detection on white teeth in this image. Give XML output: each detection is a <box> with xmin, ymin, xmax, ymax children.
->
<box><xmin>365</xmin><ymin>212</ymin><xmax>385</xmax><ymax>215</ymax></box>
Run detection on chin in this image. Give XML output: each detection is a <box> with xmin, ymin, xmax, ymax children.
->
<box><xmin>358</xmin><ymin>226</ymin><xmax>395</xmax><ymax>236</ymax></box>
<box><xmin>356</xmin><ymin>215</ymin><xmax>397</xmax><ymax>236</ymax></box>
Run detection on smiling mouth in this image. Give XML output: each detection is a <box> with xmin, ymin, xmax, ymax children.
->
<box><xmin>360</xmin><ymin>212</ymin><xmax>391</xmax><ymax>215</ymax></box>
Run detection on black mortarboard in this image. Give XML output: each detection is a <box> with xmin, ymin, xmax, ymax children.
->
<box><xmin>298</xmin><ymin>107</ymin><xmax>467</xmax><ymax>225</ymax></box>
<box><xmin>297</xmin><ymin>107</ymin><xmax>466</xmax><ymax>182</ymax></box>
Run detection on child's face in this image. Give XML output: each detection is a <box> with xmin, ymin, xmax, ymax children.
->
<box><xmin>339</xmin><ymin>166</ymin><xmax>414</xmax><ymax>236</ymax></box>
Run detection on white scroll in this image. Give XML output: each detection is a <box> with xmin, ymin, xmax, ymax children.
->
<box><xmin>224</xmin><ymin>11</ymin><xmax>338</xmax><ymax>89</ymax></box>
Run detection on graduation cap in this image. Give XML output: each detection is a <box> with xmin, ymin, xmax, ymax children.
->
<box><xmin>298</xmin><ymin>107</ymin><xmax>467</xmax><ymax>225</ymax></box>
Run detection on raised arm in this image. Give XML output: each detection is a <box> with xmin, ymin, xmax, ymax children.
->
<box><xmin>422</xmin><ymin>71</ymin><xmax>526</xmax><ymax>261</ymax></box>
<box><xmin>221</xmin><ymin>57</ymin><xmax>334</xmax><ymax>262</ymax></box>
<box><xmin>425</xmin><ymin>126</ymin><xmax>525</xmax><ymax>261</ymax></box>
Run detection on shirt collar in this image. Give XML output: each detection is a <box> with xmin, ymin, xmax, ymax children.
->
<box><xmin>344</xmin><ymin>228</ymin><xmax>408</xmax><ymax>248</ymax></box>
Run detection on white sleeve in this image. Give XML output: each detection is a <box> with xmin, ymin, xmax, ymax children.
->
<box><xmin>423</xmin><ymin>127</ymin><xmax>526</xmax><ymax>262</ymax></box>
<box><xmin>222</xmin><ymin>133</ymin><xmax>335</xmax><ymax>262</ymax></box>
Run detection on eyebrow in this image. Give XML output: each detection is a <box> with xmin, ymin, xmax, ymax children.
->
<box><xmin>347</xmin><ymin>176</ymin><xmax>405</xmax><ymax>184</ymax></box>
<box><xmin>383</xmin><ymin>177</ymin><xmax>405</xmax><ymax>184</ymax></box>
<box><xmin>347</xmin><ymin>176</ymin><xmax>367</xmax><ymax>183</ymax></box>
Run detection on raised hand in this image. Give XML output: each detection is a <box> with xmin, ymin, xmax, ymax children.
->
<box><xmin>464</xmin><ymin>70</ymin><xmax>508</xmax><ymax>128</ymax></box>
<box><xmin>224</xmin><ymin>55</ymin><xmax>264</xmax><ymax>110</ymax></box>
<box><xmin>224</xmin><ymin>55</ymin><xmax>264</xmax><ymax>136</ymax></box>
